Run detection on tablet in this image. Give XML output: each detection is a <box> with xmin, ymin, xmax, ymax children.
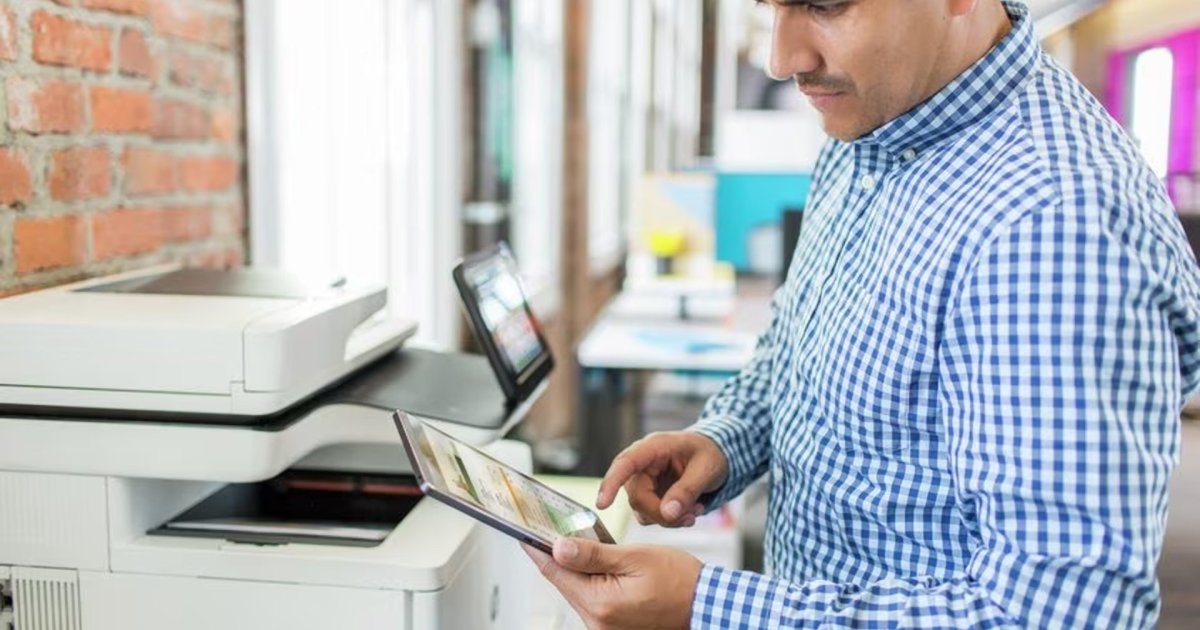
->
<box><xmin>394</xmin><ymin>411</ymin><xmax>615</xmax><ymax>553</ymax></box>
<box><xmin>453</xmin><ymin>244</ymin><xmax>554</xmax><ymax>403</ymax></box>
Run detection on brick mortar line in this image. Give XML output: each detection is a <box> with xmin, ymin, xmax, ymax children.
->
<box><xmin>9</xmin><ymin>128</ymin><xmax>244</xmax><ymax>154</ymax></box>
<box><xmin>10</xmin><ymin>185</ymin><xmax>243</xmax><ymax>217</ymax></box>
<box><xmin>110</xmin><ymin>188</ymin><xmax>243</xmax><ymax>207</ymax></box>
<box><xmin>0</xmin><ymin>212</ymin><xmax>13</xmax><ymax>284</ymax></box>
<box><xmin>168</xmin><ymin>35</ymin><xmax>242</xmax><ymax>61</ymax></box>
<box><xmin>166</xmin><ymin>80</ymin><xmax>242</xmax><ymax>101</ymax></box>
<box><xmin>153</xmin><ymin>80</ymin><xmax>242</xmax><ymax>108</ymax></box>
<box><xmin>83</xmin><ymin>202</ymin><xmax>94</xmax><ymax>263</ymax></box>
<box><xmin>10</xmin><ymin>195</ymin><xmax>242</xmax><ymax>225</ymax></box>
<box><xmin>164</xmin><ymin>22</ymin><xmax>242</xmax><ymax>54</ymax></box>
<box><xmin>114</xmin><ymin>137</ymin><xmax>244</xmax><ymax>159</ymax></box>
<box><xmin>196</xmin><ymin>0</ymin><xmax>242</xmax><ymax>19</ymax></box>
<box><xmin>53</xmin><ymin>4</ymin><xmax>153</xmax><ymax>32</ymax></box>
<box><xmin>3</xmin><ymin>39</ymin><xmax>242</xmax><ymax>103</ymax></box>
<box><xmin>55</xmin><ymin>136</ymin><xmax>243</xmax><ymax>155</ymax></box>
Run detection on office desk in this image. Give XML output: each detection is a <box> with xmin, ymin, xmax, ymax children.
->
<box><xmin>577</xmin><ymin>318</ymin><xmax>756</xmax><ymax>372</ymax></box>
<box><xmin>574</xmin><ymin>282</ymin><xmax>769</xmax><ymax>476</ymax></box>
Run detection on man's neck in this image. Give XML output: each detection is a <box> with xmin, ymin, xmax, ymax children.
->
<box><xmin>922</xmin><ymin>1</ymin><xmax>1014</xmax><ymax>112</ymax></box>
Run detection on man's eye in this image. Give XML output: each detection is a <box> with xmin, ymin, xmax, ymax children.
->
<box><xmin>758</xmin><ymin>0</ymin><xmax>849</xmax><ymax>14</ymax></box>
<box><xmin>806</xmin><ymin>2</ymin><xmax>847</xmax><ymax>15</ymax></box>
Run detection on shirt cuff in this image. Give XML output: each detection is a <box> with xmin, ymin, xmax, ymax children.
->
<box><xmin>691</xmin><ymin>564</ymin><xmax>788</xmax><ymax>629</ymax></box>
<box><xmin>686</xmin><ymin>415</ymin><xmax>761</xmax><ymax>510</ymax></box>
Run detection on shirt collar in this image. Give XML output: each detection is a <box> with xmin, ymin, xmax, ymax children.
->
<box><xmin>855</xmin><ymin>0</ymin><xmax>1039</xmax><ymax>160</ymax></box>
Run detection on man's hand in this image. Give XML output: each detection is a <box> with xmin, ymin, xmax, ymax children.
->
<box><xmin>524</xmin><ymin>538</ymin><xmax>702</xmax><ymax>630</ymax></box>
<box><xmin>597</xmin><ymin>432</ymin><xmax>729</xmax><ymax>527</ymax></box>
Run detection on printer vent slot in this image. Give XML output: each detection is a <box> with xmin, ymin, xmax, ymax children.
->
<box><xmin>10</xmin><ymin>567</ymin><xmax>80</xmax><ymax>630</ymax></box>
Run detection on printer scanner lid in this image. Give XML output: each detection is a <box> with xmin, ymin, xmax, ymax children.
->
<box><xmin>0</xmin><ymin>266</ymin><xmax>415</xmax><ymax>418</ymax></box>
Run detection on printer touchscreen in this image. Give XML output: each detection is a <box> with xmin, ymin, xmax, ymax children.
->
<box><xmin>464</xmin><ymin>255</ymin><xmax>545</xmax><ymax>376</ymax></box>
<box><xmin>453</xmin><ymin>243</ymin><xmax>554</xmax><ymax>403</ymax></box>
<box><xmin>398</xmin><ymin>413</ymin><xmax>613</xmax><ymax>547</ymax></box>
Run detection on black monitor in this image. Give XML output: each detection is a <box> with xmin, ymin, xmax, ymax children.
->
<box><xmin>453</xmin><ymin>243</ymin><xmax>555</xmax><ymax>404</ymax></box>
<box><xmin>1178</xmin><ymin>215</ymin><xmax>1200</xmax><ymax>265</ymax></box>
<box><xmin>781</xmin><ymin>208</ymin><xmax>805</xmax><ymax>283</ymax></box>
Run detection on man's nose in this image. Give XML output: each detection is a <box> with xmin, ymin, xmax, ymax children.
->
<box><xmin>767</xmin><ymin>11</ymin><xmax>821</xmax><ymax>81</ymax></box>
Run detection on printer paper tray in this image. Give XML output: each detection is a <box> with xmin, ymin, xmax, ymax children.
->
<box><xmin>113</xmin><ymin>496</ymin><xmax>482</xmax><ymax>591</ymax></box>
<box><xmin>104</xmin><ymin>440</ymin><xmax>534</xmax><ymax>591</ymax></box>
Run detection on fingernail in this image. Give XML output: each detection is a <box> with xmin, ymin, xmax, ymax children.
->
<box><xmin>556</xmin><ymin>538</ymin><xmax>579</xmax><ymax>561</ymax></box>
<box><xmin>596</xmin><ymin>491</ymin><xmax>605</xmax><ymax>506</ymax></box>
<box><xmin>663</xmin><ymin>500</ymin><xmax>682</xmax><ymax>520</ymax></box>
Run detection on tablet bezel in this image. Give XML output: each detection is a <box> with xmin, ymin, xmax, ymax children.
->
<box><xmin>452</xmin><ymin>243</ymin><xmax>555</xmax><ymax>403</ymax></box>
<box><xmin>394</xmin><ymin>411</ymin><xmax>614</xmax><ymax>553</ymax></box>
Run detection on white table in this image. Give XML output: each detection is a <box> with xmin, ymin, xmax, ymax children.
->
<box><xmin>577</xmin><ymin>318</ymin><xmax>756</xmax><ymax>372</ymax></box>
<box><xmin>574</xmin><ymin>279</ymin><xmax>771</xmax><ymax>475</ymax></box>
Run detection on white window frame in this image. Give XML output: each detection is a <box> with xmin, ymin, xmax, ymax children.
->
<box><xmin>512</xmin><ymin>0</ymin><xmax>564</xmax><ymax>316</ymax></box>
<box><xmin>587</xmin><ymin>0</ymin><xmax>632</xmax><ymax>274</ymax></box>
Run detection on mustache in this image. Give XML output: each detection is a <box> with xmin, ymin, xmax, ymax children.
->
<box><xmin>793</xmin><ymin>74</ymin><xmax>853</xmax><ymax>93</ymax></box>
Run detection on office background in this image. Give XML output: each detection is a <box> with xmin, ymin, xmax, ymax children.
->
<box><xmin>0</xmin><ymin>0</ymin><xmax>1198</xmax><ymax>625</ymax></box>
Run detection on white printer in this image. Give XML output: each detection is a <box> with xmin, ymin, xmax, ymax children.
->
<box><xmin>0</xmin><ymin>266</ymin><xmax>545</xmax><ymax>630</ymax></box>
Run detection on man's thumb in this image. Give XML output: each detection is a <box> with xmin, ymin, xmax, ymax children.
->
<box><xmin>659</xmin><ymin>463</ymin><xmax>712</xmax><ymax>521</ymax></box>
<box><xmin>553</xmin><ymin>538</ymin><xmax>625</xmax><ymax>575</ymax></box>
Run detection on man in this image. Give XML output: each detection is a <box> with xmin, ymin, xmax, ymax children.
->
<box><xmin>526</xmin><ymin>0</ymin><xmax>1200</xmax><ymax>627</ymax></box>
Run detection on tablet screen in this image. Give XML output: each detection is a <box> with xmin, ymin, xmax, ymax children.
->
<box><xmin>403</xmin><ymin>415</ymin><xmax>610</xmax><ymax>544</ymax></box>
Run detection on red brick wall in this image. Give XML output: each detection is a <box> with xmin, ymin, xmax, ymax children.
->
<box><xmin>0</xmin><ymin>0</ymin><xmax>244</xmax><ymax>297</ymax></box>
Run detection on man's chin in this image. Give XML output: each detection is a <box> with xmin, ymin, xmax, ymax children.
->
<box><xmin>819</xmin><ymin>118</ymin><xmax>870</xmax><ymax>142</ymax></box>
<box><xmin>816</xmin><ymin>111</ymin><xmax>880</xmax><ymax>142</ymax></box>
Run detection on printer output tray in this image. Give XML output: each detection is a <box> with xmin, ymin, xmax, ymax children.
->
<box><xmin>0</xmin><ymin>348</ymin><xmax>513</xmax><ymax>431</ymax></box>
<box><xmin>151</xmin><ymin>470</ymin><xmax>424</xmax><ymax>548</ymax></box>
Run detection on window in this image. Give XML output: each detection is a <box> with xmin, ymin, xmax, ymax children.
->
<box><xmin>587</xmin><ymin>0</ymin><xmax>706</xmax><ymax>273</ymax></box>
<box><xmin>1108</xmin><ymin>29</ymin><xmax>1199</xmax><ymax>205</ymax></box>
<box><xmin>668</xmin><ymin>0</ymin><xmax>703</xmax><ymax>165</ymax></box>
<box><xmin>512</xmin><ymin>0</ymin><xmax>564</xmax><ymax>311</ymax></box>
<box><xmin>1129</xmin><ymin>47</ymin><xmax>1174</xmax><ymax>179</ymax></box>
<box><xmin>588</xmin><ymin>0</ymin><xmax>632</xmax><ymax>272</ymax></box>
<box><xmin>245</xmin><ymin>0</ymin><xmax>464</xmax><ymax>347</ymax></box>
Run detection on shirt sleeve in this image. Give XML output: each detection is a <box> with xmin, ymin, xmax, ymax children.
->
<box><xmin>685</xmin><ymin>286</ymin><xmax>784</xmax><ymax>510</ymax></box>
<box><xmin>689</xmin><ymin>205</ymin><xmax>1200</xmax><ymax>628</ymax></box>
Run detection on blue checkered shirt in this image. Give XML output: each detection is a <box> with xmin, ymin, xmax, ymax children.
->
<box><xmin>687</xmin><ymin>2</ymin><xmax>1200</xmax><ymax>628</ymax></box>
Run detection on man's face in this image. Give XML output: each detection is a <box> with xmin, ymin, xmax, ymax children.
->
<box><xmin>761</xmin><ymin>0</ymin><xmax>958</xmax><ymax>141</ymax></box>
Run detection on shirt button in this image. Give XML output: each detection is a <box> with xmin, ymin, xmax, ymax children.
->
<box><xmin>860</xmin><ymin>173</ymin><xmax>877</xmax><ymax>190</ymax></box>
<box><xmin>901</xmin><ymin>148</ymin><xmax>917</xmax><ymax>161</ymax></box>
